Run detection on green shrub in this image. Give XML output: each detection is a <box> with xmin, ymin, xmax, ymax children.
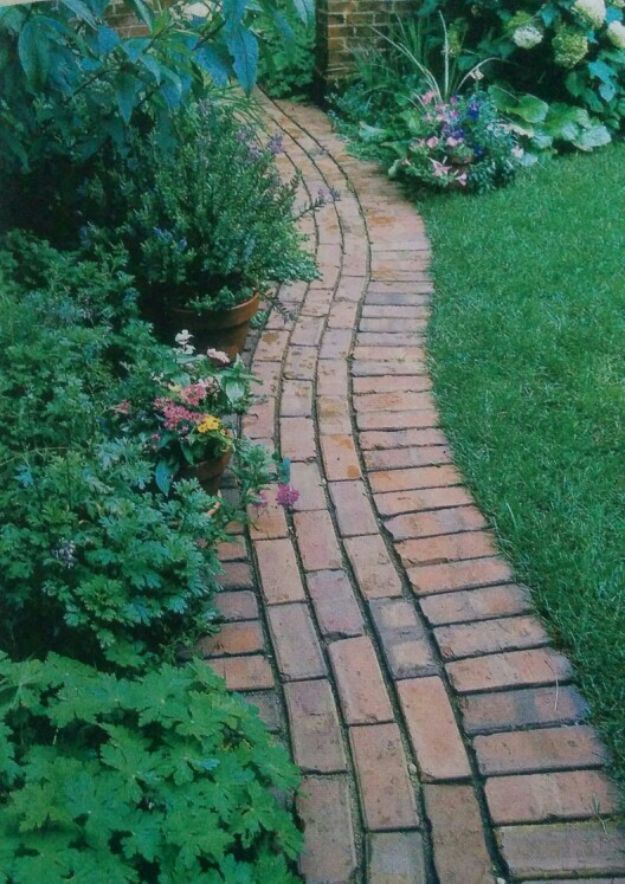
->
<box><xmin>84</xmin><ymin>103</ymin><xmax>317</xmax><ymax>315</ymax></box>
<box><xmin>257</xmin><ymin>2</ymin><xmax>316</xmax><ymax>99</ymax></box>
<box><xmin>0</xmin><ymin>653</ymin><xmax>302</xmax><ymax>882</ymax></box>
<box><xmin>420</xmin><ymin>0</ymin><xmax>625</xmax><ymax>145</ymax></box>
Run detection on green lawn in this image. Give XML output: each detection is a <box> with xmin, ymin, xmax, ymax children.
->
<box><xmin>421</xmin><ymin>144</ymin><xmax>625</xmax><ymax>787</ymax></box>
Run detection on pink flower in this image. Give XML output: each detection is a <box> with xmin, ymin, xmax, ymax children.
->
<box><xmin>431</xmin><ymin>159</ymin><xmax>450</xmax><ymax>178</ymax></box>
<box><xmin>180</xmin><ymin>383</ymin><xmax>208</xmax><ymax>406</ymax></box>
<box><xmin>206</xmin><ymin>348</ymin><xmax>230</xmax><ymax>365</ymax></box>
<box><xmin>456</xmin><ymin>172</ymin><xmax>468</xmax><ymax>187</ymax></box>
<box><xmin>275</xmin><ymin>484</ymin><xmax>300</xmax><ymax>509</ymax></box>
<box><xmin>446</xmin><ymin>136</ymin><xmax>461</xmax><ymax>148</ymax></box>
<box><xmin>426</xmin><ymin>136</ymin><xmax>439</xmax><ymax>149</ymax></box>
<box><xmin>154</xmin><ymin>397</ymin><xmax>200</xmax><ymax>431</ymax></box>
<box><xmin>112</xmin><ymin>400</ymin><xmax>131</xmax><ymax>415</ymax></box>
<box><xmin>421</xmin><ymin>90</ymin><xmax>437</xmax><ymax>104</ymax></box>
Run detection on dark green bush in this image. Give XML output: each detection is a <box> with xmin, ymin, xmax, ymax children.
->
<box><xmin>0</xmin><ymin>653</ymin><xmax>302</xmax><ymax>882</ymax></box>
<box><xmin>83</xmin><ymin>102</ymin><xmax>317</xmax><ymax>314</ymax></box>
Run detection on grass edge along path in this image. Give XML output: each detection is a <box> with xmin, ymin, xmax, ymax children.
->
<box><xmin>421</xmin><ymin>143</ymin><xmax>625</xmax><ymax>792</ymax></box>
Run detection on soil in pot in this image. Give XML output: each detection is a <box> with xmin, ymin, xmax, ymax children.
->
<box><xmin>191</xmin><ymin>448</ymin><xmax>233</xmax><ymax>496</ymax></box>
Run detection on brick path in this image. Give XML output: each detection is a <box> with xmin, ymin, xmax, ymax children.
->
<box><xmin>205</xmin><ymin>97</ymin><xmax>625</xmax><ymax>882</ymax></box>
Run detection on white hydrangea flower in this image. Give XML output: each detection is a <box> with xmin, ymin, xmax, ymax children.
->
<box><xmin>573</xmin><ymin>0</ymin><xmax>606</xmax><ymax>28</ymax></box>
<box><xmin>175</xmin><ymin>329</ymin><xmax>195</xmax><ymax>355</ymax></box>
<box><xmin>611</xmin><ymin>0</ymin><xmax>625</xmax><ymax>8</ymax></box>
<box><xmin>513</xmin><ymin>24</ymin><xmax>544</xmax><ymax>48</ymax></box>
<box><xmin>607</xmin><ymin>19</ymin><xmax>625</xmax><ymax>46</ymax></box>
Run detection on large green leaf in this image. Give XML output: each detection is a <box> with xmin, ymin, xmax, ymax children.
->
<box><xmin>572</xmin><ymin>124</ymin><xmax>612</xmax><ymax>151</ymax></box>
<box><xmin>17</xmin><ymin>19</ymin><xmax>51</xmax><ymax>87</ymax></box>
<box><xmin>226</xmin><ymin>25</ymin><xmax>258</xmax><ymax>93</ymax></box>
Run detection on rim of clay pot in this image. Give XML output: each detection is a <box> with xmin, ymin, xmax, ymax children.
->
<box><xmin>171</xmin><ymin>291</ymin><xmax>260</xmax><ymax>331</ymax></box>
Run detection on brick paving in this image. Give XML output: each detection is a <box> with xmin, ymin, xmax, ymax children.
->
<box><xmin>204</xmin><ymin>97</ymin><xmax>625</xmax><ymax>882</ymax></box>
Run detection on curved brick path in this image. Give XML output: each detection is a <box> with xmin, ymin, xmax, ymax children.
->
<box><xmin>205</xmin><ymin>97</ymin><xmax>625</xmax><ymax>882</ymax></box>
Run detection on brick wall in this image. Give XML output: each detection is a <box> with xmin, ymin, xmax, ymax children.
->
<box><xmin>316</xmin><ymin>0</ymin><xmax>415</xmax><ymax>84</ymax></box>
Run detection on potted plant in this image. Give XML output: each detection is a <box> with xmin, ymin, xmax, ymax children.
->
<box><xmin>84</xmin><ymin>102</ymin><xmax>318</xmax><ymax>356</ymax></box>
<box><xmin>110</xmin><ymin>331</ymin><xmax>256</xmax><ymax>495</ymax></box>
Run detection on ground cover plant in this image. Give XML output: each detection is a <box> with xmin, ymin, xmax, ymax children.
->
<box><xmin>0</xmin><ymin>1</ymin><xmax>308</xmax><ymax>875</ymax></box>
<box><xmin>422</xmin><ymin>142</ymin><xmax>625</xmax><ymax>786</ymax></box>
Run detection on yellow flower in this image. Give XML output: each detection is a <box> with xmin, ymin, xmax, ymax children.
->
<box><xmin>196</xmin><ymin>415</ymin><xmax>221</xmax><ymax>434</ymax></box>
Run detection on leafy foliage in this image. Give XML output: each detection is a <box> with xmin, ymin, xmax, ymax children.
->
<box><xmin>256</xmin><ymin>0</ymin><xmax>316</xmax><ymax>99</ymax></box>
<box><xmin>84</xmin><ymin>102</ymin><xmax>317</xmax><ymax>312</ymax></box>
<box><xmin>0</xmin><ymin>654</ymin><xmax>301</xmax><ymax>882</ymax></box>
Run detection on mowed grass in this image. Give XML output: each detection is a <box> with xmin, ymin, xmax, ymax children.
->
<box><xmin>420</xmin><ymin>145</ymin><xmax>625</xmax><ymax>786</ymax></box>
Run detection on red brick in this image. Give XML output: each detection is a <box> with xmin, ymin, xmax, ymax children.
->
<box><xmin>358</xmin><ymin>410</ymin><xmax>439</xmax><ymax>431</ymax></box>
<box><xmin>359</xmin><ymin>317</ymin><xmax>428</xmax><ymax>334</ymax></box>
<box><xmin>366</xmin><ymin>446</ymin><xmax>451</xmax><ymax>471</ymax></box>
<box><xmin>370</xmin><ymin>598</ymin><xmax>436</xmax><ymax>678</ymax></box>
<box><xmin>357</xmin><ymin>331</ymin><xmax>425</xmax><ymax>347</ymax></box>
<box><xmin>209</xmin><ymin>655</ymin><xmax>273</xmax><ymax>691</ymax></box>
<box><xmin>219</xmin><ymin>561</ymin><xmax>254</xmax><ymax>590</ymax></box>
<box><xmin>329</xmin><ymin>480</ymin><xmax>378</xmax><ymax>536</ymax></box>
<box><xmin>447</xmin><ymin>647</ymin><xmax>573</xmax><ymax>693</ymax></box>
<box><xmin>435</xmin><ymin>615</ymin><xmax>549</xmax><ymax>660</ymax></box>
<box><xmin>361</xmin><ymin>306</ymin><xmax>428</xmax><ymax>321</ymax></box>
<box><xmin>280</xmin><ymin>416</ymin><xmax>316</xmax><ymax>461</ymax></box>
<box><xmin>197</xmin><ymin>621</ymin><xmax>263</xmax><ymax>657</ymax></box>
<box><xmin>398</xmin><ymin>532</ymin><xmax>497</xmax><ymax>568</ymax></box>
<box><xmin>303</xmin><ymin>287</ymin><xmax>334</xmax><ymax>316</ymax></box>
<box><xmin>328</xmin><ymin>301</ymin><xmax>358</xmax><ymax>328</ymax></box>
<box><xmin>217</xmin><ymin>536</ymin><xmax>247</xmax><ymax>561</ymax></box>
<box><xmin>350</xmin><ymin>724</ymin><xmax>419</xmax><ymax>831</ymax></box>
<box><xmin>294</xmin><ymin>510</ymin><xmax>342</xmax><ymax>571</ymax></box>
<box><xmin>317</xmin><ymin>359</ymin><xmax>349</xmax><ymax>396</ymax></box>
<box><xmin>354</xmin><ymin>391</ymin><xmax>433</xmax><ymax>413</ymax></box>
<box><xmin>297</xmin><ymin>776</ymin><xmax>358</xmax><ymax>883</ymax></box>
<box><xmin>267</xmin><ymin>603</ymin><xmax>326</xmax><ymax>680</ymax></box>
<box><xmin>398</xmin><ymin>677</ymin><xmax>471</xmax><ymax>781</ymax></box>
<box><xmin>460</xmin><ymin>685</ymin><xmax>589</xmax><ymax>735</ymax></box>
<box><xmin>284</xmin><ymin>679</ymin><xmax>347</xmax><ymax>773</ymax></box>
<box><xmin>329</xmin><ymin>636</ymin><xmax>393</xmax><ymax>724</ymax></box>
<box><xmin>424</xmin><ymin>785</ymin><xmax>495</xmax><ymax>883</ymax></box>
<box><xmin>367</xmin><ymin>832</ymin><xmax>428</xmax><ymax>883</ymax></box>
<box><xmin>254</xmin><ymin>329</ymin><xmax>289</xmax><ymax>361</ymax></box>
<box><xmin>290</xmin><ymin>461</ymin><xmax>327</xmax><ymax>511</ymax></box>
<box><xmin>420</xmin><ymin>584</ymin><xmax>532</xmax><ymax>625</ymax></box>
<box><xmin>352</xmin><ymin>360</ymin><xmax>426</xmax><ymax>377</ymax></box>
<box><xmin>353</xmin><ymin>374</ymin><xmax>431</xmax><ymax>394</ymax></box>
<box><xmin>248</xmin><ymin>487</ymin><xmax>289</xmax><ymax>540</ymax></box>
<box><xmin>485</xmin><ymin>770</ymin><xmax>620</xmax><ymax>824</ymax></box>
<box><xmin>475</xmin><ymin>725</ymin><xmax>609</xmax><ymax>775</ymax></box>
<box><xmin>496</xmin><ymin>822</ymin><xmax>625</xmax><ymax>878</ymax></box>
<box><xmin>242</xmin><ymin>398</ymin><xmax>275</xmax><ymax>438</ymax></box>
<box><xmin>321</xmin><ymin>434</ymin><xmax>361</xmax><ymax>480</ymax></box>
<box><xmin>344</xmin><ymin>534</ymin><xmax>403</xmax><ymax>599</ymax></box>
<box><xmin>214</xmin><ymin>590</ymin><xmax>258</xmax><ymax>622</ymax></box>
<box><xmin>280</xmin><ymin>379</ymin><xmax>313</xmax><ymax>416</ymax></box>
<box><xmin>291</xmin><ymin>315</ymin><xmax>324</xmax><ymax>347</ymax></box>
<box><xmin>354</xmin><ymin>346</ymin><xmax>425</xmax><ymax>364</ymax></box>
<box><xmin>255</xmin><ymin>538</ymin><xmax>306</xmax><ymax>604</ymax></box>
<box><xmin>375</xmin><ymin>486</ymin><xmax>472</xmax><ymax>517</ymax></box>
<box><xmin>408</xmin><ymin>557</ymin><xmax>514</xmax><ymax>595</ymax></box>
<box><xmin>335</xmin><ymin>275</ymin><xmax>366</xmax><ymax>302</ymax></box>
<box><xmin>241</xmin><ymin>689</ymin><xmax>283</xmax><ymax>732</ymax></box>
<box><xmin>387</xmin><ymin>507</ymin><xmax>487</xmax><ymax>542</ymax></box>
<box><xmin>369</xmin><ymin>465</ymin><xmax>462</xmax><ymax>493</ymax></box>
<box><xmin>320</xmin><ymin>328</ymin><xmax>352</xmax><ymax>360</ymax></box>
<box><xmin>307</xmin><ymin>569</ymin><xmax>365</xmax><ymax>638</ymax></box>
<box><xmin>361</xmin><ymin>428</ymin><xmax>447</xmax><ymax>450</ymax></box>
<box><xmin>317</xmin><ymin>395</ymin><xmax>352</xmax><ymax>434</ymax></box>
<box><xmin>284</xmin><ymin>345</ymin><xmax>317</xmax><ymax>380</ymax></box>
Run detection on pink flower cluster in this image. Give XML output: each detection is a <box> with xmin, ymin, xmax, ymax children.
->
<box><xmin>154</xmin><ymin>397</ymin><xmax>201</xmax><ymax>432</ymax></box>
<box><xmin>179</xmin><ymin>378</ymin><xmax>216</xmax><ymax>406</ymax></box>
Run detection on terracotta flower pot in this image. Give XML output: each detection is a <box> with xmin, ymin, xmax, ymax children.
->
<box><xmin>170</xmin><ymin>292</ymin><xmax>260</xmax><ymax>359</ymax></box>
<box><xmin>192</xmin><ymin>448</ymin><xmax>233</xmax><ymax>496</ymax></box>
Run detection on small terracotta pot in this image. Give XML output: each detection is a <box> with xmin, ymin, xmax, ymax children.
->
<box><xmin>170</xmin><ymin>292</ymin><xmax>260</xmax><ymax>359</ymax></box>
<box><xmin>192</xmin><ymin>448</ymin><xmax>233</xmax><ymax>496</ymax></box>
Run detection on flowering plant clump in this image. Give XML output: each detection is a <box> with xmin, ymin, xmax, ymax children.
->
<box><xmin>111</xmin><ymin>333</ymin><xmax>257</xmax><ymax>494</ymax></box>
<box><xmin>386</xmin><ymin>91</ymin><xmax>521</xmax><ymax>192</ymax></box>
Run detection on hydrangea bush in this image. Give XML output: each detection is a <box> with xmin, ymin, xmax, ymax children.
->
<box><xmin>427</xmin><ymin>0</ymin><xmax>625</xmax><ymax>145</ymax></box>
